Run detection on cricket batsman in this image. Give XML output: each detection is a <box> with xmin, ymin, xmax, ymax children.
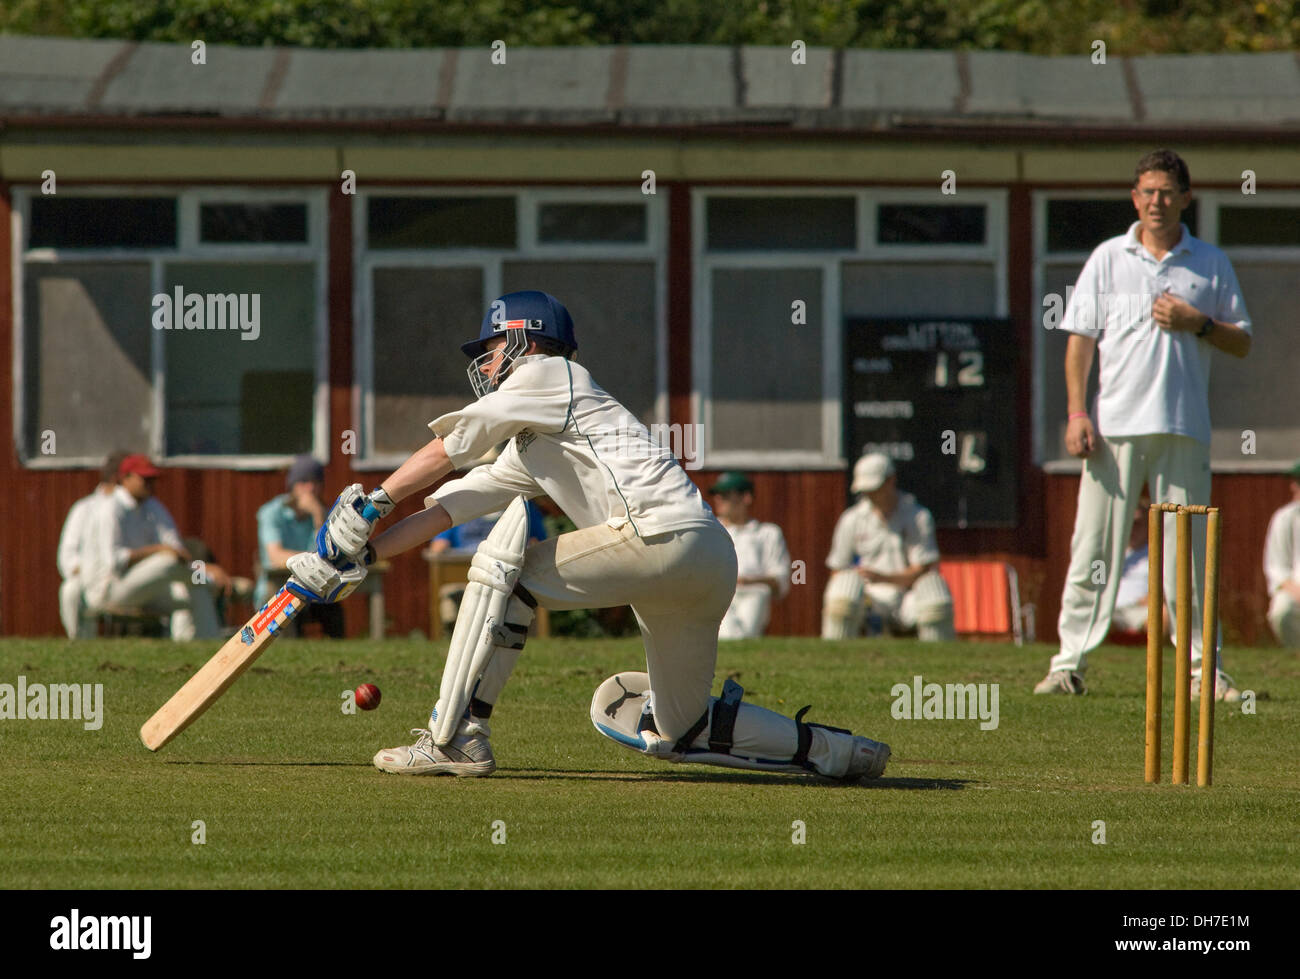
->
<box><xmin>286</xmin><ymin>290</ymin><xmax>889</xmax><ymax>781</ymax></box>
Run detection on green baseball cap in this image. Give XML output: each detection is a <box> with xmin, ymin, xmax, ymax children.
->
<box><xmin>709</xmin><ymin>471</ymin><xmax>754</xmax><ymax>495</ymax></box>
<box><xmin>1286</xmin><ymin>460</ymin><xmax>1300</xmax><ymax>480</ymax></box>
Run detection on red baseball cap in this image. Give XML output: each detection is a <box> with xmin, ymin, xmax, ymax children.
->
<box><xmin>118</xmin><ymin>454</ymin><xmax>162</xmax><ymax>478</ymax></box>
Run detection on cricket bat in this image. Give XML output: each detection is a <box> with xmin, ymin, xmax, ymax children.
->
<box><xmin>140</xmin><ymin>584</ymin><xmax>308</xmax><ymax>751</ymax></box>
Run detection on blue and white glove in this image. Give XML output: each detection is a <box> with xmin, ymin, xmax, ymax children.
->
<box><xmin>316</xmin><ymin>484</ymin><xmax>396</xmax><ymax>563</ymax></box>
<box><xmin>286</xmin><ymin>552</ymin><xmax>369</xmax><ymax>604</ymax></box>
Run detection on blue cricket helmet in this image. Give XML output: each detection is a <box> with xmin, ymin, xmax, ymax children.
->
<box><xmin>461</xmin><ymin>290</ymin><xmax>578</xmax><ymax>358</ymax></box>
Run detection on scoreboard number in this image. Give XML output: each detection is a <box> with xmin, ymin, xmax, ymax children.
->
<box><xmin>934</xmin><ymin>350</ymin><xmax>985</xmax><ymax>388</ymax></box>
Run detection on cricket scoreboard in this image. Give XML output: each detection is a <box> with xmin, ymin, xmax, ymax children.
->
<box><xmin>843</xmin><ymin>318</ymin><xmax>1018</xmax><ymax>528</ymax></box>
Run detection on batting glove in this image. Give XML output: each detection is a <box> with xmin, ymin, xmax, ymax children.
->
<box><xmin>316</xmin><ymin>484</ymin><xmax>396</xmax><ymax>563</ymax></box>
<box><xmin>286</xmin><ymin>552</ymin><xmax>368</xmax><ymax>604</ymax></box>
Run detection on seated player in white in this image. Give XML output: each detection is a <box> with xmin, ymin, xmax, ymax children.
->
<box><xmin>708</xmin><ymin>472</ymin><xmax>791</xmax><ymax>640</ymax></box>
<box><xmin>1264</xmin><ymin>460</ymin><xmax>1300</xmax><ymax>649</ymax></box>
<box><xmin>82</xmin><ymin>455</ymin><xmax>228</xmax><ymax>640</ymax></box>
<box><xmin>821</xmin><ymin>453</ymin><xmax>955</xmax><ymax>641</ymax></box>
<box><xmin>287</xmin><ymin>290</ymin><xmax>889</xmax><ymax>782</ymax></box>
<box><xmin>56</xmin><ymin>451</ymin><xmax>125</xmax><ymax>638</ymax></box>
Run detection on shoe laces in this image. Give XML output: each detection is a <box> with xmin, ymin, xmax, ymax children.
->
<box><xmin>409</xmin><ymin>728</ymin><xmax>435</xmax><ymax>750</ymax></box>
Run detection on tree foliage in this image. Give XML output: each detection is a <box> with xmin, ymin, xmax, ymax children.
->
<box><xmin>2</xmin><ymin>0</ymin><xmax>1297</xmax><ymax>53</ymax></box>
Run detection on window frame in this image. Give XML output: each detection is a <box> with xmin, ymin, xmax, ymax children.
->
<box><xmin>1033</xmin><ymin>188</ymin><xmax>1300</xmax><ymax>473</ymax></box>
<box><xmin>352</xmin><ymin>186</ymin><xmax>667</xmax><ymax>470</ymax></box>
<box><xmin>693</xmin><ymin>186</ymin><xmax>1008</xmax><ymax>469</ymax></box>
<box><xmin>12</xmin><ymin>185</ymin><xmax>329</xmax><ymax>470</ymax></box>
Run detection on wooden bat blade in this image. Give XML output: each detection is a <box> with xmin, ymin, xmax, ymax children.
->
<box><xmin>140</xmin><ymin>586</ymin><xmax>307</xmax><ymax>751</ymax></box>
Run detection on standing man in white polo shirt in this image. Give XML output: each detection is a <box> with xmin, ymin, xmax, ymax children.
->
<box><xmin>1036</xmin><ymin>149</ymin><xmax>1252</xmax><ymax>699</ymax></box>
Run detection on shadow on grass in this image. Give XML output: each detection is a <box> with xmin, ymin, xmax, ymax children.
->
<box><xmin>162</xmin><ymin>760</ymin><xmax>371</xmax><ymax>767</ymax></box>
<box><xmin>496</xmin><ymin>768</ymin><xmax>972</xmax><ymax>789</ymax></box>
<box><xmin>158</xmin><ymin>761</ymin><xmax>969</xmax><ymax>788</ymax></box>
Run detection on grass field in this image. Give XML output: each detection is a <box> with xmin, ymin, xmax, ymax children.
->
<box><xmin>2</xmin><ymin>635</ymin><xmax>1297</xmax><ymax>889</ymax></box>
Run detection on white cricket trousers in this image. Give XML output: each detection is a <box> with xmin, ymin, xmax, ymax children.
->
<box><xmin>1052</xmin><ymin>434</ymin><xmax>1219</xmax><ymax>675</ymax></box>
<box><xmin>1267</xmin><ymin>591</ymin><xmax>1300</xmax><ymax>648</ymax></box>
<box><xmin>718</xmin><ymin>584</ymin><xmax>773</xmax><ymax>640</ymax></box>
<box><xmin>94</xmin><ymin>552</ymin><xmax>222</xmax><ymax>640</ymax></box>
<box><xmin>472</xmin><ymin>520</ymin><xmax>860</xmax><ymax>777</ymax></box>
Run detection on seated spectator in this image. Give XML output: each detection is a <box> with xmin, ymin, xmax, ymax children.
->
<box><xmin>57</xmin><ymin>451</ymin><xmax>126</xmax><ymax>639</ymax></box>
<box><xmin>709</xmin><ymin>472</ymin><xmax>790</xmax><ymax>640</ymax></box>
<box><xmin>1264</xmin><ymin>460</ymin><xmax>1300</xmax><ymax>649</ymax></box>
<box><xmin>256</xmin><ymin>455</ymin><xmax>343</xmax><ymax>638</ymax></box>
<box><xmin>821</xmin><ymin>453</ymin><xmax>955</xmax><ymax>641</ymax></box>
<box><xmin>83</xmin><ymin>455</ymin><xmax>229</xmax><ymax>639</ymax></box>
<box><xmin>1110</xmin><ymin>488</ymin><xmax>1170</xmax><ymax>641</ymax></box>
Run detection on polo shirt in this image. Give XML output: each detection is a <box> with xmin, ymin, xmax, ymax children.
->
<box><xmin>1061</xmin><ymin>222</ymin><xmax>1251</xmax><ymax>445</ymax></box>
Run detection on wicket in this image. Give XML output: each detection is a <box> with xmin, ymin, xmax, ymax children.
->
<box><xmin>1145</xmin><ymin>503</ymin><xmax>1221</xmax><ymax>787</ymax></box>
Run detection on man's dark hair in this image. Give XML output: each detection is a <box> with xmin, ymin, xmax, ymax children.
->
<box><xmin>533</xmin><ymin>336</ymin><xmax>575</xmax><ymax>358</ymax></box>
<box><xmin>1134</xmin><ymin>149</ymin><xmax>1190</xmax><ymax>193</ymax></box>
<box><xmin>100</xmin><ymin>450</ymin><xmax>128</xmax><ymax>484</ymax></box>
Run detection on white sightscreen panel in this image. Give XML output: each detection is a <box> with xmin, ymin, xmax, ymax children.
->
<box><xmin>23</xmin><ymin>262</ymin><xmax>155</xmax><ymax>459</ymax></box>
<box><xmin>1039</xmin><ymin>261</ymin><xmax>1090</xmax><ymax>463</ymax></box>
<box><xmin>1209</xmin><ymin>261</ymin><xmax>1300</xmax><ymax>462</ymax></box>
<box><xmin>372</xmin><ymin>266</ymin><xmax>484</xmax><ymax>456</ymax></box>
<box><xmin>163</xmin><ymin>263</ymin><xmax>316</xmax><ymax>456</ymax></box>
<box><xmin>502</xmin><ymin>261</ymin><xmax>658</xmax><ymax>425</ymax></box>
<box><xmin>842</xmin><ymin>261</ymin><xmax>997</xmax><ymax>318</ymax></box>
<box><xmin>710</xmin><ymin>267</ymin><xmax>823</xmax><ymax>452</ymax></box>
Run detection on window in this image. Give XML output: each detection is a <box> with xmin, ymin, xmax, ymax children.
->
<box><xmin>199</xmin><ymin>203</ymin><xmax>308</xmax><ymax>244</ymax></box>
<box><xmin>356</xmin><ymin>190</ymin><xmax>665</xmax><ymax>466</ymax></box>
<box><xmin>15</xmin><ymin>188</ymin><xmax>327</xmax><ymax>467</ymax></box>
<box><xmin>1218</xmin><ymin>206</ymin><xmax>1300</xmax><ymax>247</ymax></box>
<box><xmin>706</xmin><ymin>196</ymin><xmax>856</xmax><ymax>251</ymax></box>
<box><xmin>29</xmin><ymin>197</ymin><xmax>176</xmax><ymax>249</ymax></box>
<box><xmin>877</xmin><ymin>204</ymin><xmax>985</xmax><ymax>245</ymax></box>
<box><xmin>695</xmin><ymin>189</ymin><xmax>1007</xmax><ymax>467</ymax></box>
<box><xmin>537</xmin><ymin>203</ymin><xmax>646</xmax><ymax>244</ymax></box>
<box><xmin>367</xmin><ymin>196</ymin><xmax>516</xmax><ymax>249</ymax></box>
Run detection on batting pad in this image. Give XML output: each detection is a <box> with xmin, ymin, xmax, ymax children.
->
<box><xmin>433</xmin><ymin>496</ymin><xmax>530</xmax><ymax>746</ymax></box>
<box><xmin>590</xmin><ymin>672</ymin><xmax>813</xmax><ymax>776</ymax></box>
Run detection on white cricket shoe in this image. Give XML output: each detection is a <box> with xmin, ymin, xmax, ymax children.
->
<box><xmin>373</xmin><ymin>720</ymin><xmax>496</xmax><ymax>776</ymax></box>
<box><xmin>1033</xmin><ymin>669</ymin><xmax>1087</xmax><ymax>695</ymax></box>
<box><xmin>1191</xmin><ymin>671</ymin><xmax>1242</xmax><ymax>703</ymax></box>
<box><xmin>840</xmin><ymin>736</ymin><xmax>890</xmax><ymax>781</ymax></box>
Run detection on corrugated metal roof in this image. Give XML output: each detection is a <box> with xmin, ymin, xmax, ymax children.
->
<box><xmin>2</xmin><ymin>34</ymin><xmax>1299</xmax><ymax>132</ymax></box>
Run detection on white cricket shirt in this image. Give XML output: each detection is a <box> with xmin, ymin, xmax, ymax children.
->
<box><xmin>57</xmin><ymin>490</ymin><xmax>108</xmax><ymax>580</ymax></box>
<box><xmin>825</xmin><ymin>493</ymin><xmax>940</xmax><ymax>574</ymax></box>
<box><xmin>82</xmin><ymin>486</ymin><xmax>187</xmax><ymax>604</ymax></box>
<box><xmin>1263</xmin><ymin>500</ymin><xmax>1300</xmax><ymax>597</ymax></box>
<box><xmin>1061</xmin><ymin>222</ymin><xmax>1251</xmax><ymax>445</ymax></box>
<box><xmin>428</xmin><ymin>355</ymin><xmax>717</xmax><ymax>537</ymax></box>
<box><xmin>723</xmin><ymin>519</ymin><xmax>791</xmax><ymax>598</ymax></box>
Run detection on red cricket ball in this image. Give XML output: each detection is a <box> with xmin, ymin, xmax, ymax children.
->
<box><xmin>355</xmin><ymin>683</ymin><xmax>382</xmax><ymax>711</ymax></box>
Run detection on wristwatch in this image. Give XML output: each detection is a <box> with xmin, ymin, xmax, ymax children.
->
<box><xmin>1196</xmin><ymin>317</ymin><xmax>1215</xmax><ymax>338</ymax></box>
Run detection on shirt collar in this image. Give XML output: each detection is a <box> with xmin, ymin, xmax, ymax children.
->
<box><xmin>1124</xmin><ymin>221</ymin><xmax>1195</xmax><ymax>258</ymax></box>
